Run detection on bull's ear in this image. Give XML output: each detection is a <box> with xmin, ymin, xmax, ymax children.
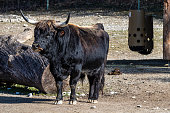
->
<box><xmin>59</xmin><ymin>30</ymin><xmax>65</xmax><ymax>37</ymax></box>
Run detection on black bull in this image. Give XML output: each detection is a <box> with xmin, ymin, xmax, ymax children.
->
<box><xmin>21</xmin><ymin>11</ymin><xmax>109</xmax><ymax>104</ymax></box>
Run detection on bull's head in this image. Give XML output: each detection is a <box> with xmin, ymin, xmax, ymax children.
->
<box><xmin>20</xmin><ymin>10</ymin><xmax>70</xmax><ymax>58</ymax></box>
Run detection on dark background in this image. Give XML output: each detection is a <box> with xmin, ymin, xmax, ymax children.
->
<box><xmin>0</xmin><ymin>0</ymin><xmax>163</xmax><ymax>12</ymax></box>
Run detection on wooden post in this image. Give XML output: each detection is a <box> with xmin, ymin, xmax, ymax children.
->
<box><xmin>47</xmin><ymin>0</ymin><xmax>49</xmax><ymax>10</ymax></box>
<box><xmin>163</xmin><ymin>0</ymin><xmax>170</xmax><ymax>60</ymax></box>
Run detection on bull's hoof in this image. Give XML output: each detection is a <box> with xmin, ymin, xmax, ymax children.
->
<box><xmin>92</xmin><ymin>100</ymin><xmax>98</xmax><ymax>104</ymax></box>
<box><xmin>69</xmin><ymin>100</ymin><xmax>77</xmax><ymax>105</ymax></box>
<box><xmin>88</xmin><ymin>99</ymin><xmax>98</xmax><ymax>104</ymax></box>
<box><xmin>54</xmin><ymin>100</ymin><xmax>63</xmax><ymax>105</ymax></box>
<box><xmin>88</xmin><ymin>99</ymin><xmax>92</xmax><ymax>103</ymax></box>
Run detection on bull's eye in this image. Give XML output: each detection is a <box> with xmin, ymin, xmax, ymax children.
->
<box><xmin>59</xmin><ymin>30</ymin><xmax>65</xmax><ymax>37</ymax></box>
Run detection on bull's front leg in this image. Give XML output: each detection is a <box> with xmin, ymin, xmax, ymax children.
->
<box><xmin>69</xmin><ymin>65</ymin><xmax>82</xmax><ymax>105</ymax></box>
<box><xmin>54</xmin><ymin>80</ymin><xmax>63</xmax><ymax>105</ymax></box>
<box><xmin>69</xmin><ymin>84</ymin><xmax>77</xmax><ymax>105</ymax></box>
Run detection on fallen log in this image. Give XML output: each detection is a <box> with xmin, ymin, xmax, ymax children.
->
<box><xmin>0</xmin><ymin>35</ymin><xmax>58</xmax><ymax>93</ymax></box>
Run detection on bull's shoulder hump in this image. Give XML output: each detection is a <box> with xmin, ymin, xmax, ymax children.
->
<box><xmin>68</xmin><ymin>23</ymin><xmax>94</xmax><ymax>34</ymax></box>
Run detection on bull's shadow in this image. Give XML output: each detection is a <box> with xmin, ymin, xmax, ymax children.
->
<box><xmin>0</xmin><ymin>96</ymin><xmax>54</xmax><ymax>104</ymax></box>
<box><xmin>106</xmin><ymin>59</ymin><xmax>170</xmax><ymax>74</ymax></box>
<box><xmin>0</xmin><ymin>96</ymin><xmax>88</xmax><ymax>104</ymax></box>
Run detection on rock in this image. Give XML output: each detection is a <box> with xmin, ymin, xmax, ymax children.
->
<box><xmin>123</xmin><ymin>78</ymin><xmax>128</xmax><ymax>80</ymax></box>
<box><xmin>80</xmin><ymin>93</ymin><xmax>86</xmax><ymax>96</ymax></box>
<box><xmin>27</xmin><ymin>93</ymin><xmax>33</xmax><ymax>97</ymax></box>
<box><xmin>152</xmin><ymin>107</ymin><xmax>160</xmax><ymax>110</ymax></box>
<box><xmin>137</xmin><ymin>105</ymin><xmax>142</xmax><ymax>108</ymax></box>
<box><xmin>164</xmin><ymin>64</ymin><xmax>169</xmax><ymax>67</ymax></box>
<box><xmin>110</xmin><ymin>91</ymin><xmax>118</xmax><ymax>95</ymax></box>
<box><xmin>76</xmin><ymin>94</ymin><xmax>79</xmax><ymax>96</ymax></box>
<box><xmin>23</xmin><ymin>24</ymin><xmax>28</xmax><ymax>27</ymax></box>
<box><xmin>90</xmin><ymin>106</ymin><xmax>96</xmax><ymax>109</ymax></box>
<box><xmin>132</xmin><ymin>96</ymin><xmax>136</xmax><ymax>99</ymax></box>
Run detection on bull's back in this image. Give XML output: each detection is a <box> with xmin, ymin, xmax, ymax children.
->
<box><xmin>79</xmin><ymin>25</ymin><xmax>109</xmax><ymax>70</ymax></box>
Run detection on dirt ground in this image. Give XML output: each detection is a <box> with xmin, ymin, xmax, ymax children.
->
<box><xmin>0</xmin><ymin>10</ymin><xmax>170</xmax><ymax>113</ymax></box>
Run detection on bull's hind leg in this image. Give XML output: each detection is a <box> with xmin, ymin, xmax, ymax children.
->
<box><xmin>87</xmin><ymin>75</ymin><xmax>97</xmax><ymax>103</ymax></box>
<box><xmin>87</xmin><ymin>75</ymin><xmax>100</xmax><ymax>104</ymax></box>
<box><xmin>87</xmin><ymin>65</ymin><xmax>105</xmax><ymax>104</ymax></box>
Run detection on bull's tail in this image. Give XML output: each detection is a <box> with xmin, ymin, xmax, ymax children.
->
<box><xmin>80</xmin><ymin>73</ymin><xmax>86</xmax><ymax>86</ymax></box>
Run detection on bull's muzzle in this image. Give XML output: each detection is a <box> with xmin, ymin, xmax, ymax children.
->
<box><xmin>32</xmin><ymin>43</ymin><xmax>43</xmax><ymax>52</ymax></box>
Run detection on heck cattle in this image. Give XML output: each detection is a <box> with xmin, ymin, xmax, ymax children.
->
<box><xmin>21</xmin><ymin>10</ymin><xmax>109</xmax><ymax>105</ymax></box>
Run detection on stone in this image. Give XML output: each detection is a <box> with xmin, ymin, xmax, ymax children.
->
<box><xmin>90</xmin><ymin>106</ymin><xmax>96</xmax><ymax>109</ymax></box>
<box><xmin>137</xmin><ymin>105</ymin><xmax>142</xmax><ymax>108</ymax></box>
<box><xmin>27</xmin><ymin>93</ymin><xmax>33</xmax><ymax>97</ymax></box>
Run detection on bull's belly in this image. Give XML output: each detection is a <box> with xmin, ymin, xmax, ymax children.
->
<box><xmin>82</xmin><ymin>62</ymin><xmax>102</xmax><ymax>70</ymax></box>
<box><xmin>82</xmin><ymin>59</ymin><xmax>105</xmax><ymax>74</ymax></box>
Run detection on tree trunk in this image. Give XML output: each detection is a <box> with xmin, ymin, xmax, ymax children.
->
<box><xmin>0</xmin><ymin>35</ymin><xmax>58</xmax><ymax>94</ymax></box>
<box><xmin>163</xmin><ymin>0</ymin><xmax>170</xmax><ymax>60</ymax></box>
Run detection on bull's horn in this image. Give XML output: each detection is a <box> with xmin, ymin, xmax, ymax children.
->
<box><xmin>59</xmin><ymin>13</ymin><xmax>70</xmax><ymax>27</ymax></box>
<box><xmin>20</xmin><ymin>10</ymin><xmax>38</xmax><ymax>25</ymax></box>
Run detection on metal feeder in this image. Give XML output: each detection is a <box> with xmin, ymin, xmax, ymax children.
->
<box><xmin>128</xmin><ymin>10</ymin><xmax>153</xmax><ymax>55</ymax></box>
<box><xmin>138</xmin><ymin>15</ymin><xmax>153</xmax><ymax>55</ymax></box>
